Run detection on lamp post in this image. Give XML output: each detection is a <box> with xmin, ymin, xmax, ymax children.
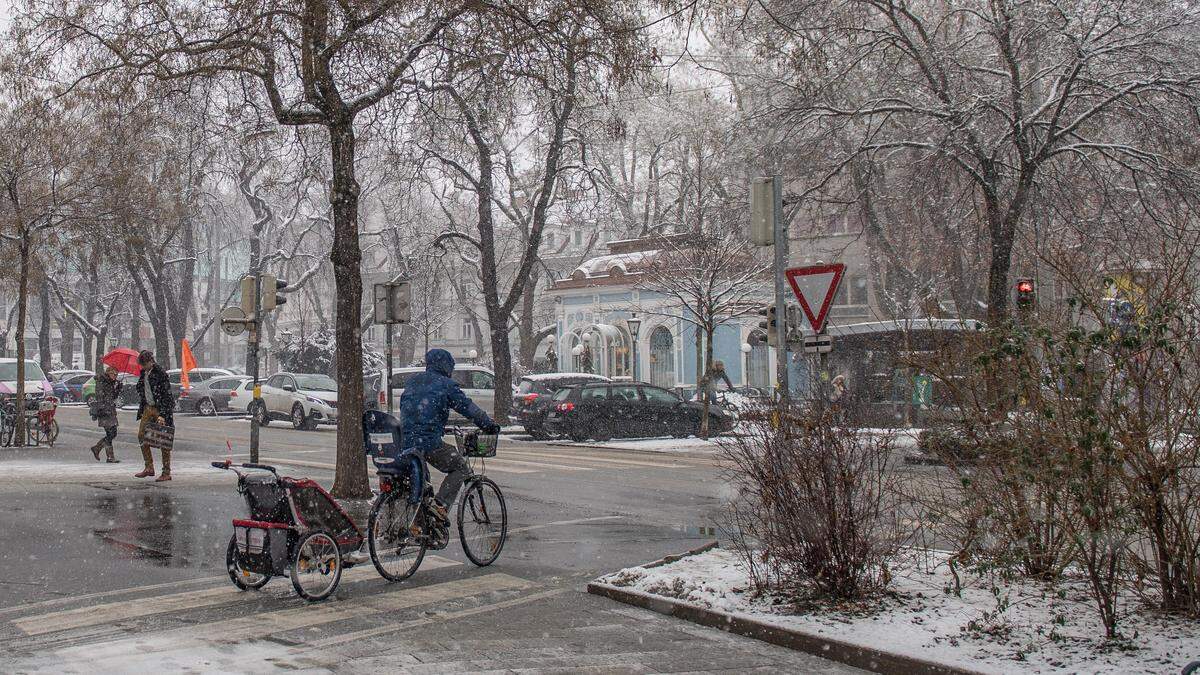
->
<box><xmin>626</xmin><ymin>314</ymin><xmax>642</xmax><ymax>381</ymax></box>
<box><xmin>468</xmin><ymin>349</ymin><xmax>479</xmax><ymax>364</ymax></box>
<box><xmin>740</xmin><ymin>342</ymin><xmax>752</xmax><ymax>388</ymax></box>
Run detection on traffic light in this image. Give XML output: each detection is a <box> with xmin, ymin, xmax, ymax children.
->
<box><xmin>239</xmin><ymin>276</ymin><xmax>256</xmax><ymax>316</ymax></box>
<box><xmin>261</xmin><ymin>274</ymin><xmax>289</xmax><ymax>311</ymax></box>
<box><xmin>1015</xmin><ymin>277</ymin><xmax>1035</xmax><ymax>311</ymax></box>
<box><xmin>758</xmin><ymin>305</ymin><xmax>779</xmax><ymax>346</ymax></box>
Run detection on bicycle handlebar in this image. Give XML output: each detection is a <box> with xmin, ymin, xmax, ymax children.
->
<box><xmin>211</xmin><ymin>460</ymin><xmax>278</xmax><ymax>475</ymax></box>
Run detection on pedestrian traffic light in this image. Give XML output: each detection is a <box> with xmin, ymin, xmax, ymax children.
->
<box><xmin>262</xmin><ymin>274</ymin><xmax>289</xmax><ymax>311</ymax></box>
<box><xmin>1015</xmin><ymin>277</ymin><xmax>1035</xmax><ymax>310</ymax></box>
<box><xmin>758</xmin><ymin>305</ymin><xmax>779</xmax><ymax>346</ymax></box>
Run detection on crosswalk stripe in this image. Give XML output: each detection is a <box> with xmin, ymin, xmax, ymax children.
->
<box><xmin>14</xmin><ymin>555</ymin><xmax>459</xmax><ymax>636</ymax></box>
<box><xmin>311</xmin><ymin>586</ymin><xmax>569</xmax><ymax>648</ymax></box>
<box><xmin>45</xmin><ymin>573</ymin><xmax>535</xmax><ymax>660</ymax></box>
<box><xmin>503</xmin><ymin>449</ymin><xmax>697</xmax><ymax>469</ymax></box>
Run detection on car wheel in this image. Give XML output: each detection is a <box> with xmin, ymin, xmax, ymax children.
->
<box><xmin>254</xmin><ymin>403</ymin><xmax>270</xmax><ymax>427</ymax></box>
<box><xmin>525</xmin><ymin>426</ymin><xmax>550</xmax><ymax>440</ymax></box>
<box><xmin>567</xmin><ymin>427</ymin><xmax>588</xmax><ymax>443</ymax></box>
<box><xmin>197</xmin><ymin>397</ymin><xmax>217</xmax><ymax>417</ymax></box>
<box><xmin>291</xmin><ymin>404</ymin><xmax>309</xmax><ymax>430</ymax></box>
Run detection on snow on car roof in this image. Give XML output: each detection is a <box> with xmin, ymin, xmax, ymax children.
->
<box><xmin>521</xmin><ymin>373</ymin><xmax>610</xmax><ymax>382</ymax></box>
<box><xmin>571</xmin><ymin>250</ymin><xmax>659</xmax><ymax>278</ymax></box>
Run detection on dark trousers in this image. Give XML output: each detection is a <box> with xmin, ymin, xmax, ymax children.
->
<box><xmin>426</xmin><ymin>442</ymin><xmax>469</xmax><ymax>506</ymax></box>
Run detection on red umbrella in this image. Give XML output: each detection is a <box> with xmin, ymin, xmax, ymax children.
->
<box><xmin>102</xmin><ymin>348</ymin><xmax>143</xmax><ymax>376</ymax></box>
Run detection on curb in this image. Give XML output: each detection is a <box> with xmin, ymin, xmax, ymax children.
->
<box><xmin>587</xmin><ymin>547</ymin><xmax>981</xmax><ymax>675</ymax></box>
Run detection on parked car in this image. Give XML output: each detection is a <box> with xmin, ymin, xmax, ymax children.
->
<box><xmin>544</xmin><ymin>381</ymin><xmax>735</xmax><ymax>442</ymax></box>
<box><xmin>82</xmin><ymin>372</ymin><xmax>140</xmax><ymax>406</ymax></box>
<box><xmin>252</xmin><ymin>372</ymin><xmax>338</xmax><ymax>430</ymax></box>
<box><xmin>168</xmin><ymin>367</ymin><xmax>235</xmax><ymax>402</ymax></box>
<box><xmin>177</xmin><ymin>375</ymin><xmax>251</xmax><ymax>416</ymax></box>
<box><xmin>50</xmin><ymin>371</ymin><xmax>94</xmax><ymax>402</ymax></box>
<box><xmin>0</xmin><ymin>359</ymin><xmax>53</xmax><ymax>404</ymax></box>
<box><xmin>229</xmin><ymin>378</ymin><xmax>257</xmax><ymax>414</ymax></box>
<box><xmin>512</xmin><ymin>373</ymin><xmax>611</xmax><ymax>438</ymax></box>
<box><xmin>388</xmin><ymin>364</ymin><xmax>499</xmax><ymax>420</ymax></box>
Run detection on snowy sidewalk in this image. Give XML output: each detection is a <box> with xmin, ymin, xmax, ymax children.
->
<box><xmin>549</xmin><ymin>436</ymin><xmax>723</xmax><ymax>454</ymax></box>
<box><xmin>592</xmin><ymin>546</ymin><xmax>1197</xmax><ymax>674</ymax></box>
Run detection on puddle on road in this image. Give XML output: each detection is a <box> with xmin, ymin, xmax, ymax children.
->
<box><xmin>88</xmin><ymin>491</ymin><xmax>220</xmax><ymax>570</ymax></box>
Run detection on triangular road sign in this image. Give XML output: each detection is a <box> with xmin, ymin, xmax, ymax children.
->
<box><xmin>785</xmin><ymin>264</ymin><xmax>846</xmax><ymax>334</ymax></box>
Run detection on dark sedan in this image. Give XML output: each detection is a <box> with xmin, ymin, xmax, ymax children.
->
<box><xmin>544</xmin><ymin>382</ymin><xmax>735</xmax><ymax>442</ymax></box>
<box><xmin>511</xmin><ymin>373</ymin><xmax>610</xmax><ymax>438</ymax></box>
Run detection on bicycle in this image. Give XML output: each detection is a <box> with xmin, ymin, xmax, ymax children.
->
<box><xmin>30</xmin><ymin>396</ymin><xmax>59</xmax><ymax>447</ymax></box>
<box><xmin>367</xmin><ymin>426</ymin><xmax>508</xmax><ymax>582</ymax></box>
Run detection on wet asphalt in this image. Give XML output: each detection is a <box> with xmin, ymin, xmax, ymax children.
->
<box><xmin>0</xmin><ymin>406</ymin><xmax>862</xmax><ymax>672</ymax></box>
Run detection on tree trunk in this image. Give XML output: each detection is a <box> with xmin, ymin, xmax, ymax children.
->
<box><xmin>128</xmin><ymin>288</ymin><xmax>142</xmax><ymax>350</ymax></box>
<box><xmin>700</xmin><ymin>325</ymin><xmax>713</xmax><ymax>439</ymax></box>
<box><xmin>328</xmin><ymin>120</ymin><xmax>369</xmax><ymax>499</ymax></box>
<box><xmin>59</xmin><ymin>313</ymin><xmax>76</xmax><ymax>369</ymax></box>
<box><xmin>37</xmin><ymin>280</ymin><xmax>52</xmax><ymax>374</ymax></box>
<box><xmin>14</xmin><ymin>238</ymin><xmax>30</xmax><ymax>445</ymax></box>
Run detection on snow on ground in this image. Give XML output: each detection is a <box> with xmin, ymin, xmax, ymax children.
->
<box><xmin>0</xmin><ymin>458</ymin><xmax>236</xmax><ymax>483</ymax></box>
<box><xmin>553</xmin><ymin>436</ymin><xmax>723</xmax><ymax>454</ymax></box>
<box><xmin>598</xmin><ymin>548</ymin><xmax>1197</xmax><ymax>674</ymax></box>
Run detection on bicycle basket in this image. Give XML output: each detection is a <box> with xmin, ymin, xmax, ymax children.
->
<box><xmin>458</xmin><ymin>430</ymin><xmax>498</xmax><ymax>458</ymax></box>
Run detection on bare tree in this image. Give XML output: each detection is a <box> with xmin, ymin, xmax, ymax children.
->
<box><xmin>636</xmin><ymin>227</ymin><xmax>767</xmax><ymax>437</ymax></box>
<box><xmin>729</xmin><ymin>0</ymin><xmax>1200</xmax><ymax>324</ymax></box>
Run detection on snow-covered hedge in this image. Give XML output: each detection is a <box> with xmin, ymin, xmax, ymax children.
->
<box><xmin>274</xmin><ymin>328</ymin><xmax>386</xmax><ymax>376</ymax></box>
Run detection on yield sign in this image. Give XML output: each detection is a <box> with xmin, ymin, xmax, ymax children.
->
<box><xmin>784</xmin><ymin>263</ymin><xmax>846</xmax><ymax>334</ymax></box>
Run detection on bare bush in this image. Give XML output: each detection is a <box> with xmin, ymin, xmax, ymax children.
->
<box><xmin>721</xmin><ymin>406</ymin><xmax>904</xmax><ymax>601</ymax></box>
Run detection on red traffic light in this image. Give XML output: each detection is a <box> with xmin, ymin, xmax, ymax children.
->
<box><xmin>1016</xmin><ymin>280</ymin><xmax>1034</xmax><ymax>293</ymax></box>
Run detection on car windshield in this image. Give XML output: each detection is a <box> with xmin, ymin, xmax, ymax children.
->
<box><xmin>295</xmin><ymin>374</ymin><xmax>337</xmax><ymax>392</ymax></box>
<box><xmin>0</xmin><ymin>361</ymin><xmax>46</xmax><ymax>382</ymax></box>
<box><xmin>552</xmin><ymin>387</ymin><xmax>573</xmax><ymax>401</ymax></box>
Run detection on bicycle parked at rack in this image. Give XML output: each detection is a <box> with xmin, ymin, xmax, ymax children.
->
<box><xmin>367</xmin><ymin>426</ymin><xmax>508</xmax><ymax>581</ymax></box>
<box><xmin>0</xmin><ymin>396</ymin><xmax>58</xmax><ymax>447</ymax></box>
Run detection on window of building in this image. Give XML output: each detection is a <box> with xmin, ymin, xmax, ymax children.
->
<box><xmin>461</xmin><ymin>318</ymin><xmax>473</xmax><ymax>340</ymax></box>
<box><xmin>431</xmin><ymin>323</ymin><xmax>444</xmax><ymax>341</ymax></box>
<box><xmin>573</xmin><ymin>230</ymin><xmax>583</xmax><ymax>246</ymax></box>
<box><xmin>833</xmin><ymin>273</ymin><xmax>869</xmax><ymax>306</ymax></box>
<box><xmin>545</xmin><ymin>233</ymin><xmax>554</xmax><ymax>248</ymax></box>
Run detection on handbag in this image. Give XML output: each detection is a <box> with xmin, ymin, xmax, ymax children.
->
<box><xmin>143</xmin><ymin>422</ymin><xmax>175</xmax><ymax>451</ymax></box>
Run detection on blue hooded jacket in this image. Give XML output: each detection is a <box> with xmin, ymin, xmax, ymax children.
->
<box><xmin>399</xmin><ymin>349</ymin><xmax>495</xmax><ymax>452</ymax></box>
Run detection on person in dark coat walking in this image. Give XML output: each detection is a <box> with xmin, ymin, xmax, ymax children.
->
<box><xmin>134</xmin><ymin>350</ymin><xmax>174</xmax><ymax>481</ymax></box>
<box><xmin>399</xmin><ymin>349</ymin><xmax>499</xmax><ymax>518</ymax></box>
<box><xmin>88</xmin><ymin>365</ymin><xmax>122</xmax><ymax>463</ymax></box>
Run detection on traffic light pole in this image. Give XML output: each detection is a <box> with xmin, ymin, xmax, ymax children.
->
<box><xmin>249</xmin><ymin>273</ymin><xmax>262</xmax><ymax>464</ymax></box>
<box><xmin>772</xmin><ymin>175</ymin><xmax>790</xmax><ymax>402</ymax></box>
<box><xmin>386</xmin><ymin>323</ymin><xmax>394</xmax><ymax>414</ymax></box>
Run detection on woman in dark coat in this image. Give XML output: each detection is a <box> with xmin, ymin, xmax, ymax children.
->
<box><xmin>89</xmin><ymin>365</ymin><xmax>122</xmax><ymax>462</ymax></box>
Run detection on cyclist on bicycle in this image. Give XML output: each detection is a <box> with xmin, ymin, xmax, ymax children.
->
<box><xmin>399</xmin><ymin>349</ymin><xmax>500</xmax><ymax>521</ymax></box>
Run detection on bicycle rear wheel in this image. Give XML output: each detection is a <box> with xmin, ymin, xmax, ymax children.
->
<box><xmin>368</xmin><ymin>490</ymin><xmax>428</xmax><ymax>582</ymax></box>
<box><xmin>457</xmin><ymin>477</ymin><xmax>507</xmax><ymax>566</ymax></box>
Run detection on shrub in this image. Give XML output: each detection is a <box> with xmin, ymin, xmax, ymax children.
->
<box><xmin>721</xmin><ymin>405</ymin><xmax>904</xmax><ymax>601</ymax></box>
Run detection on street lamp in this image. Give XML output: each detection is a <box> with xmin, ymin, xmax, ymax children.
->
<box><xmin>468</xmin><ymin>349</ymin><xmax>479</xmax><ymax>364</ymax></box>
<box><xmin>626</xmin><ymin>314</ymin><xmax>642</xmax><ymax>381</ymax></box>
<box><xmin>741</xmin><ymin>342</ymin><xmax>753</xmax><ymax>387</ymax></box>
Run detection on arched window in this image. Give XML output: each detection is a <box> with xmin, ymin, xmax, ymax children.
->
<box><xmin>648</xmin><ymin>326</ymin><xmax>675</xmax><ymax>388</ymax></box>
<box><xmin>747</xmin><ymin>330</ymin><xmax>770</xmax><ymax>390</ymax></box>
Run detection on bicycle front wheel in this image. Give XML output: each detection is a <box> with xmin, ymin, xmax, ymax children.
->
<box><xmin>368</xmin><ymin>490</ymin><xmax>427</xmax><ymax>582</ymax></box>
<box><xmin>457</xmin><ymin>477</ymin><xmax>508</xmax><ymax>566</ymax></box>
